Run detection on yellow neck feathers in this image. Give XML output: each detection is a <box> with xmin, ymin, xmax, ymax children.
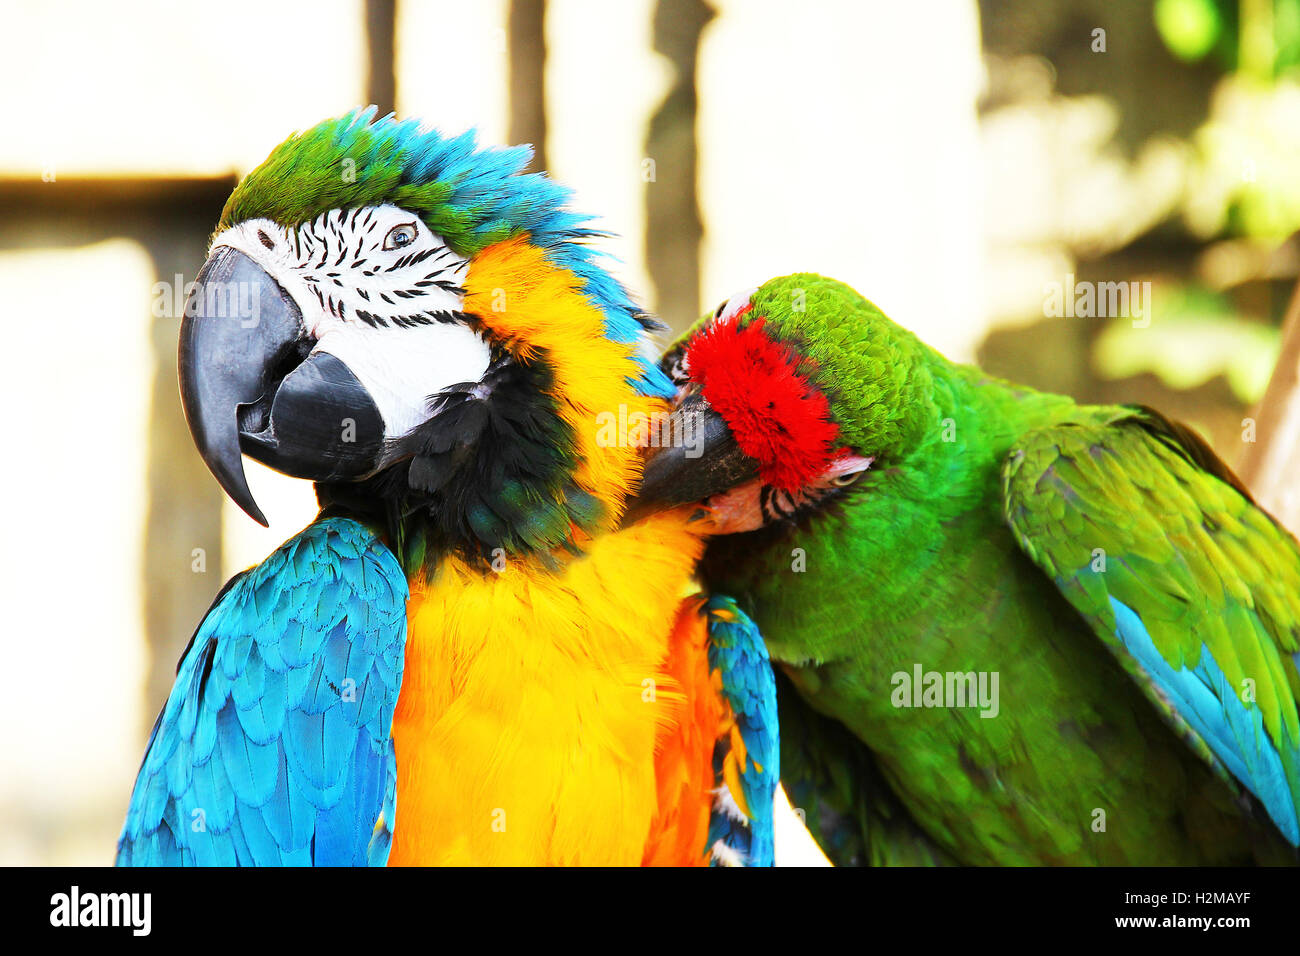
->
<box><xmin>389</xmin><ymin>240</ymin><xmax>713</xmax><ymax>865</ymax></box>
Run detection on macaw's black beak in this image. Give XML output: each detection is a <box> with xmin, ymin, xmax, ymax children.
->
<box><xmin>620</xmin><ymin>388</ymin><xmax>759</xmax><ymax>527</ymax></box>
<box><xmin>178</xmin><ymin>246</ymin><xmax>385</xmax><ymax>526</ymax></box>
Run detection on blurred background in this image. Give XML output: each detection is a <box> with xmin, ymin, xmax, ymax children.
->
<box><xmin>3</xmin><ymin>0</ymin><xmax>1299</xmax><ymax>865</ymax></box>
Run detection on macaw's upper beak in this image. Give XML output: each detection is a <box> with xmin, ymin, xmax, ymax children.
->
<box><xmin>179</xmin><ymin>246</ymin><xmax>384</xmax><ymax>526</ymax></box>
<box><xmin>620</xmin><ymin>388</ymin><xmax>759</xmax><ymax>527</ymax></box>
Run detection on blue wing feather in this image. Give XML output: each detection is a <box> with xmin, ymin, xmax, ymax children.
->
<box><xmin>1110</xmin><ymin>597</ymin><xmax>1299</xmax><ymax>845</ymax></box>
<box><xmin>116</xmin><ymin>517</ymin><xmax>408</xmax><ymax>866</ymax></box>
<box><xmin>704</xmin><ymin>595</ymin><xmax>780</xmax><ymax>867</ymax></box>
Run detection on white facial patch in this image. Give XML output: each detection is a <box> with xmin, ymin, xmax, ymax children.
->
<box><xmin>209</xmin><ymin>205</ymin><xmax>492</xmax><ymax>440</ymax></box>
<box><xmin>313</xmin><ymin>321</ymin><xmax>490</xmax><ymax>439</ymax></box>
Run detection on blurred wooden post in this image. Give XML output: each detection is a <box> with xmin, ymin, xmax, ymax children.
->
<box><xmin>1237</xmin><ymin>276</ymin><xmax>1300</xmax><ymax>532</ymax></box>
<box><xmin>365</xmin><ymin>0</ymin><xmax>397</xmax><ymax>116</ymax></box>
<box><xmin>508</xmin><ymin>0</ymin><xmax>548</xmax><ymax>172</ymax></box>
<box><xmin>645</xmin><ymin>0</ymin><xmax>714</xmax><ymax>332</ymax></box>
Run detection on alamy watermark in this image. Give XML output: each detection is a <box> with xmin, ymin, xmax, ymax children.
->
<box><xmin>891</xmin><ymin>664</ymin><xmax>1000</xmax><ymax>718</ymax></box>
<box><xmin>49</xmin><ymin>886</ymin><xmax>150</xmax><ymax>936</ymax></box>
<box><xmin>595</xmin><ymin>404</ymin><xmax>704</xmax><ymax>457</ymax></box>
<box><xmin>152</xmin><ymin>273</ymin><xmax>262</xmax><ymax>328</ymax></box>
<box><xmin>1043</xmin><ymin>274</ymin><xmax>1152</xmax><ymax>328</ymax></box>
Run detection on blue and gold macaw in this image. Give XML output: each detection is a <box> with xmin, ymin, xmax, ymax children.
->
<box><xmin>116</xmin><ymin>109</ymin><xmax>778</xmax><ymax>866</ymax></box>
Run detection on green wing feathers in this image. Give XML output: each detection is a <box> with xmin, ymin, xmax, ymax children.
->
<box><xmin>1002</xmin><ymin>405</ymin><xmax>1300</xmax><ymax>844</ymax></box>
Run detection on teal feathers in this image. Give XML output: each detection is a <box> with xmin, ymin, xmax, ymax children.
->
<box><xmin>705</xmin><ymin>596</ymin><xmax>779</xmax><ymax>866</ymax></box>
<box><xmin>116</xmin><ymin>518</ymin><xmax>408</xmax><ymax>866</ymax></box>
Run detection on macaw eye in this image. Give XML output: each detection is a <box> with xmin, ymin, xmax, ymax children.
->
<box><xmin>831</xmin><ymin>470</ymin><xmax>866</xmax><ymax>488</ymax></box>
<box><xmin>383</xmin><ymin>222</ymin><xmax>418</xmax><ymax>251</ymax></box>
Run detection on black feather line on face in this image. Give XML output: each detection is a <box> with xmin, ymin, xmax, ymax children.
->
<box><xmin>316</xmin><ymin>346</ymin><xmax>598</xmax><ymax>573</ymax></box>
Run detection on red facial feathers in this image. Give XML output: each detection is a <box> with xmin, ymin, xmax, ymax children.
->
<box><xmin>683</xmin><ymin>310</ymin><xmax>842</xmax><ymax>492</ymax></box>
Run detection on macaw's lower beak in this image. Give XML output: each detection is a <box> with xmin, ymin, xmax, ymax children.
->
<box><xmin>621</xmin><ymin>389</ymin><xmax>759</xmax><ymax>527</ymax></box>
<box><xmin>178</xmin><ymin>246</ymin><xmax>384</xmax><ymax>526</ymax></box>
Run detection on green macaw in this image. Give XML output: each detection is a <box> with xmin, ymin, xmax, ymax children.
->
<box><xmin>640</xmin><ymin>273</ymin><xmax>1300</xmax><ymax>865</ymax></box>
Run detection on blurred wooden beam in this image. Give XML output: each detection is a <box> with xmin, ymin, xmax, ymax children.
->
<box><xmin>365</xmin><ymin>0</ymin><xmax>397</xmax><ymax>116</ymax></box>
<box><xmin>1238</xmin><ymin>276</ymin><xmax>1300</xmax><ymax>532</ymax></box>
<box><xmin>645</xmin><ymin>0</ymin><xmax>714</xmax><ymax>332</ymax></box>
<box><xmin>0</xmin><ymin>177</ymin><xmax>235</xmax><ymax>216</ymax></box>
<box><xmin>508</xmin><ymin>0</ymin><xmax>548</xmax><ymax>171</ymax></box>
